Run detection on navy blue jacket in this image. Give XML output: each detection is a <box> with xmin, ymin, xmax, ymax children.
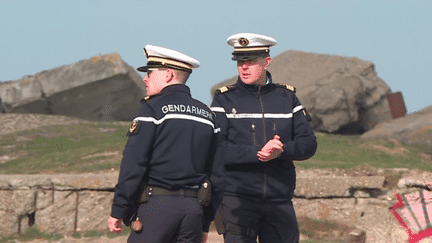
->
<box><xmin>211</xmin><ymin>72</ymin><xmax>317</xmax><ymax>202</ymax></box>
<box><xmin>111</xmin><ymin>84</ymin><xmax>224</xmax><ymax>230</ymax></box>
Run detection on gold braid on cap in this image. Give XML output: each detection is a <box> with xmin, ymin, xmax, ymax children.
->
<box><xmin>234</xmin><ymin>46</ymin><xmax>270</xmax><ymax>52</ymax></box>
<box><xmin>147</xmin><ymin>57</ymin><xmax>193</xmax><ymax>71</ymax></box>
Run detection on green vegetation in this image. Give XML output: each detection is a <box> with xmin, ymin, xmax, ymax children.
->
<box><xmin>296</xmin><ymin>133</ymin><xmax>432</xmax><ymax>171</ymax></box>
<box><xmin>0</xmin><ymin>227</ymin><xmax>131</xmax><ymax>242</ymax></box>
<box><xmin>298</xmin><ymin>216</ymin><xmax>354</xmax><ymax>242</ymax></box>
<box><xmin>83</xmin><ymin>230</ymin><xmax>105</xmax><ymax>238</ymax></box>
<box><xmin>0</xmin><ymin>227</ymin><xmax>62</xmax><ymax>243</ymax></box>
<box><xmin>1</xmin><ymin>123</ymin><xmax>431</xmax><ymax>174</ymax></box>
<box><xmin>106</xmin><ymin>227</ymin><xmax>131</xmax><ymax>238</ymax></box>
<box><xmin>0</xmin><ymin>123</ymin><xmax>129</xmax><ymax>174</ymax></box>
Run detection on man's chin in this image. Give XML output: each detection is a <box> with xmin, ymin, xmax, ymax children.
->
<box><xmin>240</xmin><ymin>77</ymin><xmax>255</xmax><ymax>84</ymax></box>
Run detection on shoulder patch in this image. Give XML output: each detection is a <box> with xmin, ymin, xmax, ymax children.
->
<box><xmin>303</xmin><ymin>108</ymin><xmax>312</xmax><ymax>122</ymax></box>
<box><xmin>129</xmin><ymin>120</ymin><xmax>139</xmax><ymax>134</ymax></box>
<box><xmin>216</xmin><ymin>85</ymin><xmax>235</xmax><ymax>94</ymax></box>
<box><xmin>275</xmin><ymin>83</ymin><xmax>296</xmax><ymax>93</ymax></box>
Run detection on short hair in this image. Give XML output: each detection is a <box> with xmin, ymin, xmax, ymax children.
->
<box><xmin>173</xmin><ymin>70</ymin><xmax>190</xmax><ymax>83</ymax></box>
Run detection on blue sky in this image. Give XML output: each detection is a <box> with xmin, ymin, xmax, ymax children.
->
<box><xmin>1</xmin><ymin>0</ymin><xmax>431</xmax><ymax>114</ymax></box>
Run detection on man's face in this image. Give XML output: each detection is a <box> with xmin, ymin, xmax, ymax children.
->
<box><xmin>237</xmin><ymin>57</ymin><xmax>270</xmax><ymax>85</ymax></box>
<box><xmin>143</xmin><ymin>69</ymin><xmax>167</xmax><ymax>96</ymax></box>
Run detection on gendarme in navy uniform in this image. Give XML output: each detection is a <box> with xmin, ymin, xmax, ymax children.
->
<box><xmin>108</xmin><ymin>45</ymin><xmax>224</xmax><ymax>243</ymax></box>
<box><xmin>211</xmin><ymin>33</ymin><xmax>317</xmax><ymax>243</ymax></box>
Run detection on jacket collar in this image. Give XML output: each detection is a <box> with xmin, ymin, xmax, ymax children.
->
<box><xmin>236</xmin><ymin>71</ymin><xmax>274</xmax><ymax>95</ymax></box>
<box><xmin>159</xmin><ymin>83</ymin><xmax>191</xmax><ymax>96</ymax></box>
<box><xmin>144</xmin><ymin>84</ymin><xmax>190</xmax><ymax>102</ymax></box>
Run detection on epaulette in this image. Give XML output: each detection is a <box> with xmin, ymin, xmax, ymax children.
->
<box><xmin>140</xmin><ymin>96</ymin><xmax>152</xmax><ymax>103</ymax></box>
<box><xmin>216</xmin><ymin>85</ymin><xmax>235</xmax><ymax>94</ymax></box>
<box><xmin>275</xmin><ymin>83</ymin><xmax>296</xmax><ymax>93</ymax></box>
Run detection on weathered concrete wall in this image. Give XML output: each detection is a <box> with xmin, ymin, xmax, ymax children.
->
<box><xmin>294</xmin><ymin>176</ymin><xmax>411</xmax><ymax>242</ymax></box>
<box><xmin>0</xmin><ymin>173</ymin><xmax>116</xmax><ymax>236</ymax></box>
<box><xmin>1</xmin><ymin>172</ymin><xmax>431</xmax><ymax>243</ymax></box>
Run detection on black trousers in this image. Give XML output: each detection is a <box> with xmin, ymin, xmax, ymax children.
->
<box><xmin>128</xmin><ymin>195</ymin><xmax>203</xmax><ymax>243</ymax></box>
<box><xmin>221</xmin><ymin>195</ymin><xmax>299</xmax><ymax>243</ymax></box>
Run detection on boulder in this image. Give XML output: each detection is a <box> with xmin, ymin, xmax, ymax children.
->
<box><xmin>0</xmin><ymin>53</ymin><xmax>146</xmax><ymax>121</ymax></box>
<box><xmin>360</xmin><ymin>105</ymin><xmax>432</xmax><ymax>147</ymax></box>
<box><xmin>212</xmin><ymin>50</ymin><xmax>393</xmax><ymax>133</ymax></box>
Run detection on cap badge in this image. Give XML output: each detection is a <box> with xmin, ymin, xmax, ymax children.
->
<box><xmin>129</xmin><ymin>120</ymin><xmax>139</xmax><ymax>134</ymax></box>
<box><xmin>232</xmin><ymin>108</ymin><xmax>237</xmax><ymax>114</ymax></box>
<box><xmin>238</xmin><ymin>38</ymin><xmax>249</xmax><ymax>47</ymax></box>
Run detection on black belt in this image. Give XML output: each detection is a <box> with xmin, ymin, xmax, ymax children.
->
<box><xmin>140</xmin><ymin>186</ymin><xmax>198</xmax><ymax>203</ymax></box>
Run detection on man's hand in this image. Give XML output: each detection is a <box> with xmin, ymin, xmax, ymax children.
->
<box><xmin>201</xmin><ymin>232</ymin><xmax>208</xmax><ymax>243</ymax></box>
<box><xmin>108</xmin><ymin>216</ymin><xmax>123</xmax><ymax>234</ymax></box>
<box><xmin>257</xmin><ymin>135</ymin><xmax>284</xmax><ymax>162</ymax></box>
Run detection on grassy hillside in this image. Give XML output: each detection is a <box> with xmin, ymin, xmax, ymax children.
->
<box><xmin>1</xmin><ymin>122</ymin><xmax>431</xmax><ymax>174</ymax></box>
<box><xmin>297</xmin><ymin>132</ymin><xmax>432</xmax><ymax>171</ymax></box>
<box><xmin>0</xmin><ymin>123</ymin><xmax>129</xmax><ymax>174</ymax></box>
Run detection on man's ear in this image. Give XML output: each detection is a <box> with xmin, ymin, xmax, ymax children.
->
<box><xmin>165</xmin><ymin>69</ymin><xmax>174</xmax><ymax>83</ymax></box>
<box><xmin>264</xmin><ymin>57</ymin><xmax>271</xmax><ymax>69</ymax></box>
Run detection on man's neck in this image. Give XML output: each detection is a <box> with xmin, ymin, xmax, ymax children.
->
<box><xmin>255</xmin><ymin>75</ymin><xmax>268</xmax><ymax>86</ymax></box>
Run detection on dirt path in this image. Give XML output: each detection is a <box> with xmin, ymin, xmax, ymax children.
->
<box><xmin>14</xmin><ymin>232</ymin><xmax>224</xmax><ymax>243</ymax></box>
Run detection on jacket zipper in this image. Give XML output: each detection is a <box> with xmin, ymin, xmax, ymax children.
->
<box><xmin>258</xmin><ymin>86</ymin><xmax>268</xmax><ymax>200</ymax></box>
<box><xmin>251</xmin><ymin>123</ymin><xmax>256</xmax><ymax>146</ymax></box>
<box><xmin>258</xmin><ymin>86</ymin><xmax>267</xmax><ymax>143</ymax></box>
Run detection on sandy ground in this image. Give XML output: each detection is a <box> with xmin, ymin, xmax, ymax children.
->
<box><xmin>12</xmin><ymin>232</ymin><xmax>317</xmax><ymax>243</ymax></box>
<box><xmin>14</xmin><ymin>232</ymin><xmax>224</xmax><ymax>243</ymax></box>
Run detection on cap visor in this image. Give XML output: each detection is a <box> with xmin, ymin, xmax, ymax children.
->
<box><xmin>232</xmin><ymin>55</ymin><xmax>261</xmax><ymax>61</ymax></box>
<box><xmin>137</xmin><ymin>66</ymin><xmax>148</xmax><ymax>72</ymax></box>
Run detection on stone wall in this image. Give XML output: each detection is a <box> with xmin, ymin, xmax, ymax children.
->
<box><xmin>1</xmin><ymin>172</ymin><xmax>431</xmax><ymax>243</ymax></box>
<box><xmin>0</xmin><ymin>173</ymin><xmax>117</xmax><ymax>236</ymax></box>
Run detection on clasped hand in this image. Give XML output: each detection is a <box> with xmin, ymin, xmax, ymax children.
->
<box><xmin>257</xmin><ymin>135</ymin><xmax>284</xmax><ymax>162</ymax></box>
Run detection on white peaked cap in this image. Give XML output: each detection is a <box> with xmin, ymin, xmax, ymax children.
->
<box><xmin>137</xmin><ymin>44</ymin><xmax>200</xmax><ymax>73</ymax></box>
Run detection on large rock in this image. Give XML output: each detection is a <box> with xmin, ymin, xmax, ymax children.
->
<box><xmin>360</xmin><ymin>105</ymin><xmax>432</xmax><ymax>146</ymax></box>
<box><xmin>0</xmin><ymin>53</ymin><xmax>146</xmax><ymax>121</ymax></box>
<box><xmin>212</xmin><ymin>50</ymin><xmax>393</xmax><ymax>133</ymax></box>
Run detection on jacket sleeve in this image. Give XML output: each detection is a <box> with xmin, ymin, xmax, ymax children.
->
<box><xmin>111</xmin><ymin>103</ymin><xmax>156</xmax><ymax>219</ymax></box>
<box><xmin>281</xmin><ymin>95</ymin><xmax>317</xmax><ymax>160</ymax></box>
<box><xmin>202</xmin><ymin>117</ymin><xmax>226</xmax><ymax>232</ymax></box>
<box><xmin>211</xmin><ymin>95</ymin><xmax>261</xmax><ymax>166</ymax></box>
